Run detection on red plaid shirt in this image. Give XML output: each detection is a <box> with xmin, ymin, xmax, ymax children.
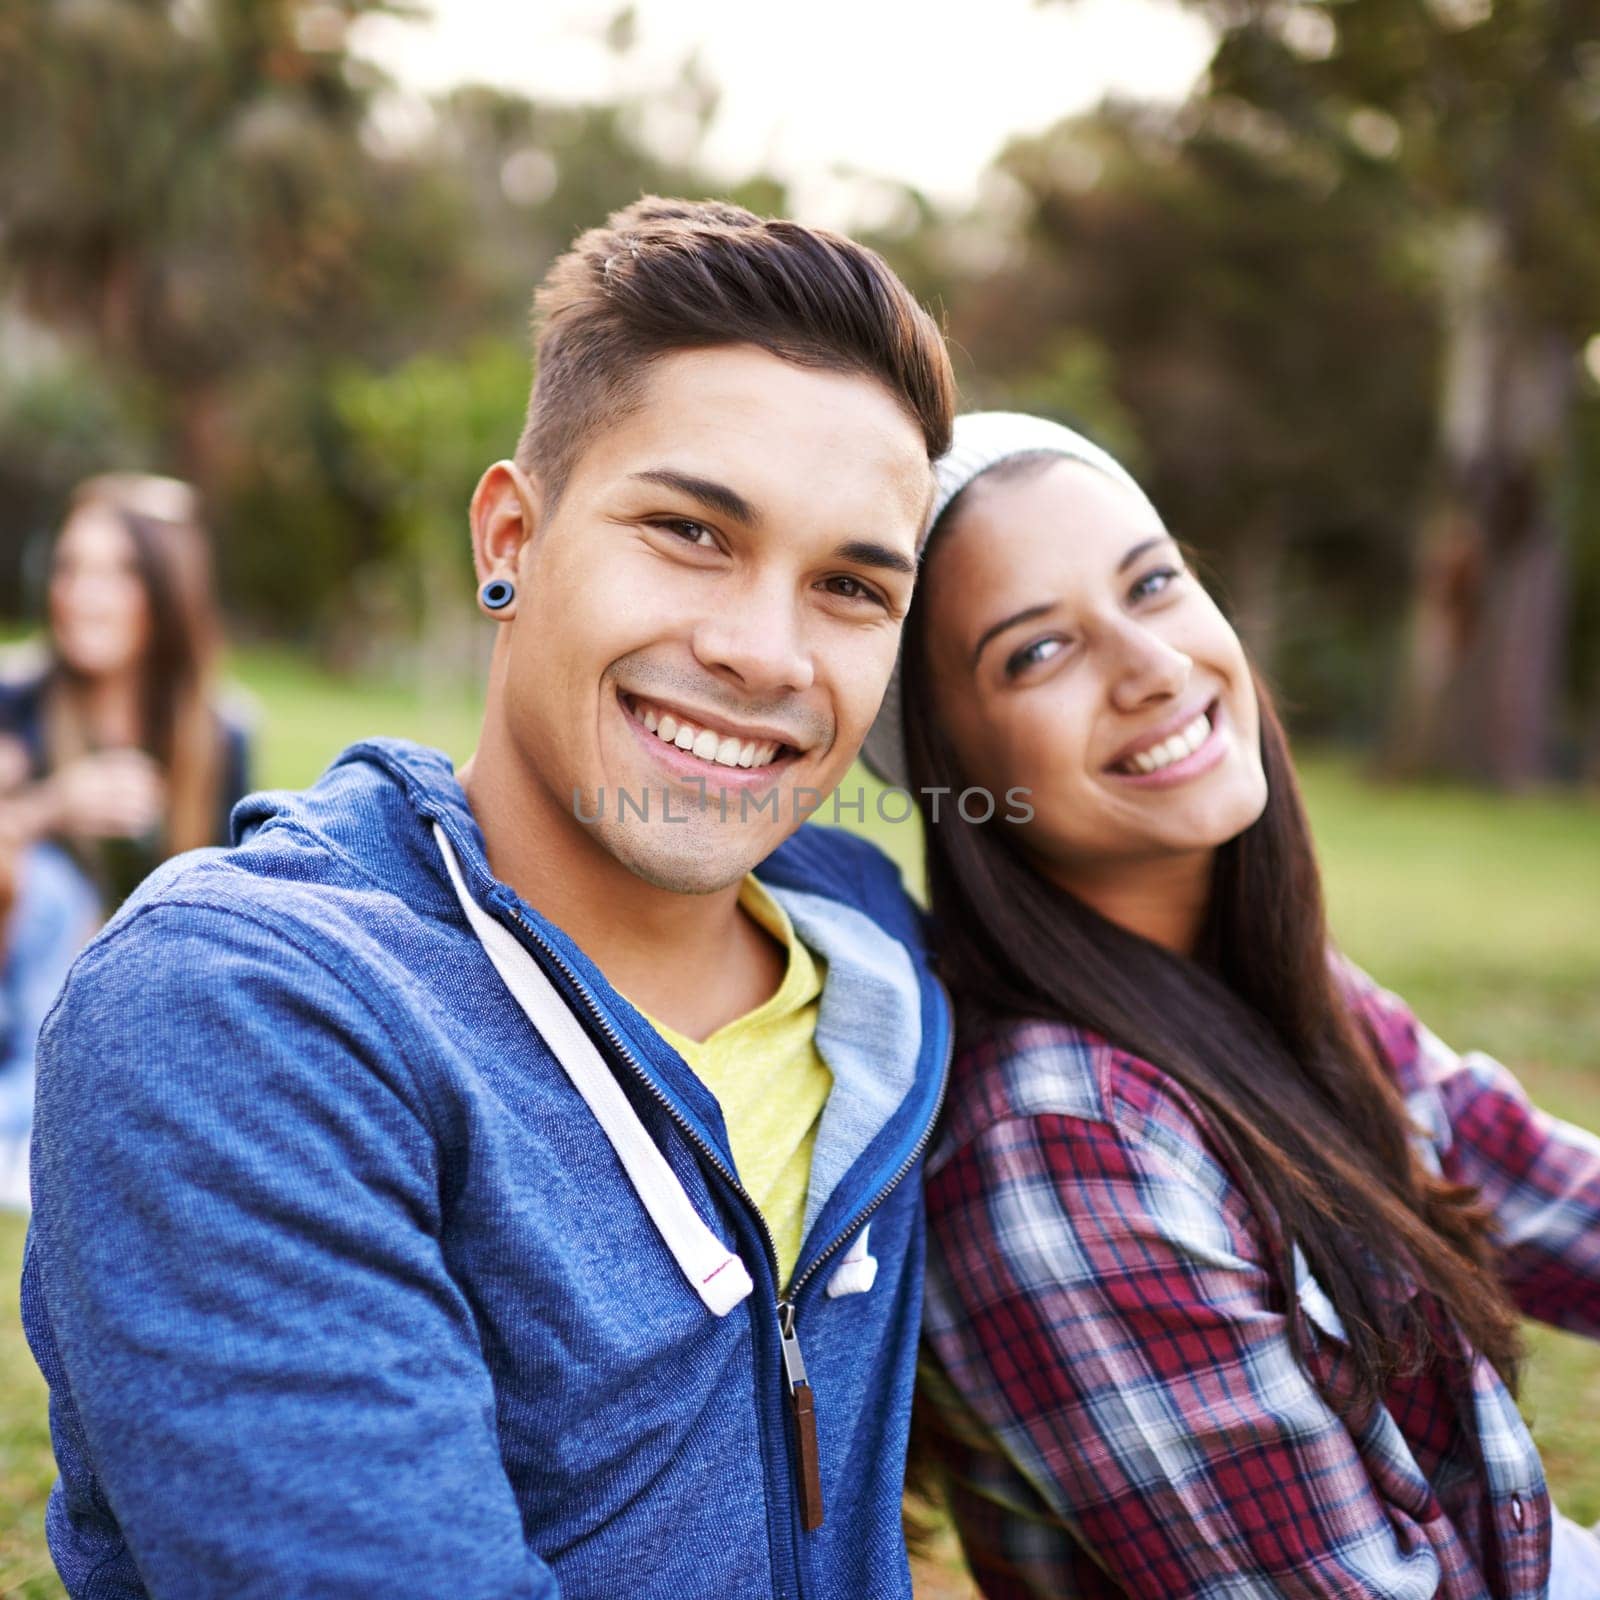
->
<box><xmin>922</xmin><ymin>967</ymin><xmax>1600</xmax><ymax>1599</ymax></box>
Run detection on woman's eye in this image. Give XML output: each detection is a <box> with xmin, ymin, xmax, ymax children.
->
<box><xmin>1004</xmin><ymin>637</ymin><xmax>1065</xmax><ymax>677</ymax></box>
<box><xmin>1129</xmin><ymin>565</ymin><xmax>1181</xmax><ymax>603</ymax></box>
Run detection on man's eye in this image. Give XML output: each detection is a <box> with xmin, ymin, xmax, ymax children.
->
<box><xmin>1004</xmin><ymin>637</ymin><xmax>1065</xmax><ymax>677</ymax></box>
<box><xmin>652</xmin><ymin>518</ymin><xmax>716</xmax><ymax>547</ymax></box>
<box><xmin>1129</xmin><ymin>566</ymin><xmax>1181</xmax><ymax>603</ymax></box>
<box><xmin>822</xmin><ymin>575</ymin><xmax>886</xmax><ymax>607</ymax></box>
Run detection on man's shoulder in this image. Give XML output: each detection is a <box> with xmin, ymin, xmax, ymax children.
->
<box><xmin>109</xmin><ymin>839</ymin><xmax>359</xmax><ymax>937</ymax></box>
<box><xmin>38</xmin><ymin>836</ymin><xmax>460</xmax><ymax>1135</ymax></box>
<box><xmin>71</xmin><ymin>796</ymin><xmax>447</xmax><ymax>1024</ymax></box>
<box><xmin>177</xmin><ymin>736</ymin><xmax>463</xmax><ymax>938</ymax></box>
<box><xmin>57</xmin><ymin>861</ymin><xmax>362</xmax><ymax>1032</ymax></box>
<box><xmin>756</xmin><ymin>821</ymin><xmax>921</xmax><ymax>937</ymax></box>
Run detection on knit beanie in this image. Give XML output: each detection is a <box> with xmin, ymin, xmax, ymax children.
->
<box><xmin>860</xmin><ymin>411</ymin><xmax>1156</xmax><ymax>789</ymax></box>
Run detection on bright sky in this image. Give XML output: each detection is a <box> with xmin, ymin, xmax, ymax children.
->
<box><xmin>352</xmin><ymin>0</ymin><xmax>1214</xmax><ymax>223</ymax></box>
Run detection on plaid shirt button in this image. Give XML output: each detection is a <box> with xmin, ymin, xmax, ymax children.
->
<box><xmin>1511</xmin><ymin>1495</ymin><xmax>1525</xmax><ymax>1529</ymax></box>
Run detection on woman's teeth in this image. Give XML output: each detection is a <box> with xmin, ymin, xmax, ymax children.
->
<box><xmin>1120</xmin><ymin>710</ymin><xmax>1212</xmax><ymax>775</ymax></box>
<box><xmin>631</xmin><ymin>698</ymin><xmax>782</xmax><ymax>770</ymax></box>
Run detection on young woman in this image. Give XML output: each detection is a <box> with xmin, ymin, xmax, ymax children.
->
<box><xmin>0</xmin><ymin>472</ymin><xmax>251</xmax><ymax>906</ymax></box>
<box><xmin>865</xmin><ymin>413</ymin><xmax>1600</xmax><ymax>1600</ymax></box>
<box><xmin>0</xmin><ymin>474</ymin><xmax>250</xmax><ymax>1206</ymax></box>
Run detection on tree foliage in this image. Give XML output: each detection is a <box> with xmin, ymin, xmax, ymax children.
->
<box><xmin>1009</xmin><ymin>0</ymin><xmax>1600</xmax><ymax>779</ymax></box>
<box><xmin>0</xmin><ymin>0</ymin><xmax>739</xmax><ymax>645</ymax></box>
<box><xmin>4</xmin><ymin>0</ymin><xmax>1597</xmax><ymax>777</ymax></box>
<box><xmin>941</xmin><ymin>103</ymin><xmax>1438</xmax><ymax>736</ymax></box>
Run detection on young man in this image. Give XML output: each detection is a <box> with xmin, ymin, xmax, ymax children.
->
<box><xmin>22</xmin><ymin>198</ymin><xmax>956</xmax><ymax>1599</ymax></box>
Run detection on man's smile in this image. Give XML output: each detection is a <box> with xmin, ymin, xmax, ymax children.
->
<box><xmin>618</xmin><ymin>688</ymin><xmax>805</xmax><ymax>784</ymax></box>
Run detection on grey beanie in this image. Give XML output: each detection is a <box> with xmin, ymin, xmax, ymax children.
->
<box><xmin>860</xmin><ymin>411</ymin><xmax>1157</xmax><ymax>790</ymax></box>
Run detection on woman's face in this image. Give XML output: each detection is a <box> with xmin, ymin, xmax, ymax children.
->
<box><xmin>49</xmin><ymin>505</ymin><xmax>151</xmax><ymax>679</ymax></box>
<box><xmin>920</xmin><ymin>458</ymin><xmax>1268</xmax><ymax>888</ymax></box>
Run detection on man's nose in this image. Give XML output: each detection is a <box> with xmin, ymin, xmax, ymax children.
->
<box><xmin>690</xmin><ymin>578</ymin><xmax>815</xmax><ymax>697</ymax></box>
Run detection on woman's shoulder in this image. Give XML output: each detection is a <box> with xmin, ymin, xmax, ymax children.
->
<box><xmin>1329</xmin><ymin>952</ymin><xmax>1426</xmax><ymax>1089</ymax></box>
<box><xmin>213</xmin><ymin>683</ymin><xmax>260</xmax><ymax>744</ymax></box>
<box><xmin>937</xmin><ymin>1010</ymin><xmax>1223</xmax><ymax>1178</ymax></box>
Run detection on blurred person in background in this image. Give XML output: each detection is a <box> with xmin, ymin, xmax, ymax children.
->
<box><xmin>0</xmin><ymin>817</ymin><xmax>97</xmax><ymax>1208</ymax></box>
<box><xmin>0</xmin><ymin>472</ymin><xmax>252</xmax><ymax>908</ymax></box>
<box><xmin>867</xmin><ymin>413</ymin><xmax>1600</xmax><ymax>1600</ymax></box>
<box><xmin>0</xmin><ymin>473</ymin><xmax>250</xmax><ymax>1211</ymax></box>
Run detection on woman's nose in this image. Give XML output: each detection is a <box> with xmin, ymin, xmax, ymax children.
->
<box><xmin>1105</xmin><ymin>619</ymin><xmax>1192</xmax><ymax>711</ymax></box>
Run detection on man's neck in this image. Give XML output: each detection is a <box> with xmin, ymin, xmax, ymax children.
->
<box><xmin>459</xmin><ymin>726</ymin><xmax>785</xmax><ymax>1041</ymax></box>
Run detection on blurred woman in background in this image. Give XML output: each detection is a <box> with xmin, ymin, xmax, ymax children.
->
<box><xmin>870</xmin><ymin>413</ymin><xmax>1600</xmax><ymax>1600</ymax></box>
<box><xmin>0</xmin><ymin>473</ymin><xmax>250</xmax><ymax>1208</ymax></box>
<box><xmin>0</xmin><ymin>472</ymin><xmax>250</xmax><ymax>906</ymax></box>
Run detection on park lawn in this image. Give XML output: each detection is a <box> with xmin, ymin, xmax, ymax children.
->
<box><xmin>0</xmin><ymin>651</ymin><xmax>1597</xmax><ymax>1596</ymax></box>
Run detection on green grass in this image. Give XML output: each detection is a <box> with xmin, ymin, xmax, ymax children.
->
<box><xmin>1</xmin><ymin>654</ymin><xmax>1597</xmax><ymax>1594</ymax></box>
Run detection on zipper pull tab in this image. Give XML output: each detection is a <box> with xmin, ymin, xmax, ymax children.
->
<box><xmin>778</xmin><ymin>1299</ymin><xmax>824</xmax><ymax>1531</ymax></box>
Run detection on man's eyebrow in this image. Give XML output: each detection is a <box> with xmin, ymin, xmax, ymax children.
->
<box><xmin>1117</xmin><ymin>534</ymin><xmax>1176</xmax><ymax>573</ymax></box>
<box><xmin>972</xmin><ymin>603</ymin><xmax>1056</xmax><ymax>669</ymax></box>
<box><xmin>630</xmin><ymin>469</ymin><xmax>759</xmax><ymax>528</ymax></box>
<box><xmin>833</xmin><ymin>539</ymin><xmax>916</xmax><ymax>578</ymax></box>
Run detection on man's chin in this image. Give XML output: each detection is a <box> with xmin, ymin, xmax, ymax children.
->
<box><xmin>589</xmin><ymin>817</ymin><xmax>774</xmax><ymax>897</ymax></box>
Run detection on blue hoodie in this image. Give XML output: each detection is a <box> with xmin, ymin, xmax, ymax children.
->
<box><xmin>22</xmin><ymin>740</ymin><xmax>951</xmax><ymax>1599</ymax></box>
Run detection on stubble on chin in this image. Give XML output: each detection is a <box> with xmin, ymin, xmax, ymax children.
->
<box><xmin>588</xmin><ymin>815</ymin><xmax>765</xmax><ymax>897</ymax></box>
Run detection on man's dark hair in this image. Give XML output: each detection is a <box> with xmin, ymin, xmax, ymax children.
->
<box><xmin>516</xmin><ymin>196</ymin><xmax>955</xmax><ymax>503</ymax></box>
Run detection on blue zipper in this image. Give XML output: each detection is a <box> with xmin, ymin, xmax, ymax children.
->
<box><xmin>488</xmin><ymin>887</ymin><xmax>953</xmax><ymax>1593</ymax></box>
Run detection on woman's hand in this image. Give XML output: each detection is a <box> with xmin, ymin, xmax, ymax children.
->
<box><xmin>45</xmin><ymin>749</ymin><xmax>167</xmax><ymax>840</ymax></box>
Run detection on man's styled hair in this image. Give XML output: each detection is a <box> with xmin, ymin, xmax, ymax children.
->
<box><xmin>516</xmin><ymin>196</ymin><xmax>956</xmax><ymax>502</ymax></box>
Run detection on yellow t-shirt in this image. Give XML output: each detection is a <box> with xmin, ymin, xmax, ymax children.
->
<box><xmin>636</xmin><ymin>877</ymin><xmax>831</xmax><ymax>1290</ymax></box>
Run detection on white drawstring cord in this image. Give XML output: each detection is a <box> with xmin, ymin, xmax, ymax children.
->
<box><xmin>435</xmin><ymin>824</ymin><xmax>754</xmax><ymax>1317</ymax></box>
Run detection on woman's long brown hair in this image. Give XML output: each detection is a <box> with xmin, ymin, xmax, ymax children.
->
<box><xmin>48</xmin><ymin>475</ymin><xmax>224</xmax><ymax>856</ymax></box>
<box><xmin>901</xmin><ymin>477</ymin><xmax>1521</xmax><ymax>1408</ymax></box>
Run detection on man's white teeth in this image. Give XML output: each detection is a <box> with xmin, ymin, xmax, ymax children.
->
<box><xmin>629</xmin><ymin>697</ymin><xmax>783</xmax><ymax>769</ymax></box>
<box><xmin>1125</xmin><ymin>711</ymin><xmax>1211</xmax><ymax>774</ymax></box>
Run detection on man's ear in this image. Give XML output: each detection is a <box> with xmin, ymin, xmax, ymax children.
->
<box><xmin>469</xmin><ymin>460</ymin><xmax>543</xmax><ymax>616</ymax></box>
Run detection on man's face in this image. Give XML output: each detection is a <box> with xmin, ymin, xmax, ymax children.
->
<box><xmin>480</xmin><ymin>345</ymin><xmax>931</xmax><ymax>893</ymax></box>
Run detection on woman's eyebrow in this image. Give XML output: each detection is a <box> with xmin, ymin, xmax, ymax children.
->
<box><xmin>1117</xmin><ymin>534</ymin><xmax>1176</xmax><ymax>573</ymax></box>
<box><xmin>972</xmin><ymin>603</ymin><xmax>1056</xmax><ymax>669</ymax></box>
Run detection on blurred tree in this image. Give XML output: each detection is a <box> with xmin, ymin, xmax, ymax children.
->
<box><xmin>940</xmin><ymin>103</ymin><xmax>1436</xmax><ymax>733</ymax></box>
<box><xmin>330</xmin><ymin>338</ymin><xmax>528</xmax><ymax>682</ymax></box>
<box><xmin>1573</xmin><ymin>387</ymin><xmax>1600</xmax><ymax>777</ymax></box>
<box><xmin>0</xmin><ymin>351</ymin><xmax>159</xmax><ymax>614</ymax></box>
<box><xmin>0</xmin><ymin>0</ymin><xmax>462</xmax><ymax>491</ymax></box>
<box><xmin>0</xmin><ymin>0</ymin><xmax>786</xmax><ymax>647</ymax></box>
<box><xmin>1038</xmin><ymin>0</ymin><xmax>1600</xmax><ymax>781</ymax></box>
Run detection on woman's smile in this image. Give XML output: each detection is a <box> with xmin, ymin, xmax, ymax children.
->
<box><xmin>1102</xmin><ymin>696</ymin><xmax>1228</xmax><ymax>787</ymax></box>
